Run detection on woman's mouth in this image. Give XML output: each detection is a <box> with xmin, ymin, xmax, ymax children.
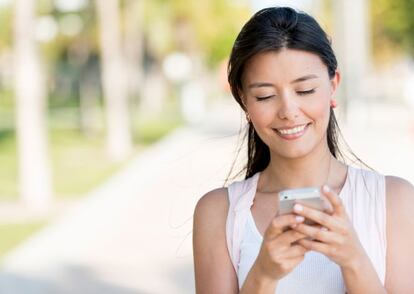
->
<box><xmin>273</xmin><ymin>123</ymin><xmax>310</xmax><ymax>140</ymax></box>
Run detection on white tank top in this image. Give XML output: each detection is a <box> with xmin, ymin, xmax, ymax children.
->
<box><xmin>226</xmin><ymin>166</ymin><xmax>387</xmax><ymax>293</ymax></box>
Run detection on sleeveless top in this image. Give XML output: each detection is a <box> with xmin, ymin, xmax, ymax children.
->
<box><xmin>226</xmin><ymin>166</ymin><xmax>387</xmax><ymax>292</ymax></box>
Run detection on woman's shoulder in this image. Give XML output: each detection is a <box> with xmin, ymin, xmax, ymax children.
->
<box><xmin>348</xmin><ymin>165</ymin><xmax>383</xmax><ymax>179</ymax></box>
<box><xmin>385</xmin><ymin>175</ymin><xmax>414</xmax><ymax>206</ymax></box>
<box><xmin>350</xmin><ymin>166</ymin><xmax>414</xmax><ymax>202</ymax></box>
<box><xmin>385</xmin><ymin>176</ymin><xmax>414</xmax><ymax>235</ymax></box>
<box><xmin>384</xmin><ymin>176</ymin><xmax>414</xmax><ymax>290</ymax></box>
<box><xmin>385</xmin><ymin>175</ymin><xmax>414</xmax><ymax>189</ymax></box>
<box><xmin>193</xmin><ymin>187</ymin><xmax>240</xmax><ymax>293</ymax></box>
<box><xmin>194</xmin><ymin>174</ymin><xmax>258</xmax><ymax>214</ymax></box>
<box><xmin>194</xmin><ymin>187</ymin><xmax>229</xmax><ymax>226</ymax></box>
<box><xmin>195</xmin><ymin>187</ymin><xmax>229</xmax><ymax>212</ymax></box>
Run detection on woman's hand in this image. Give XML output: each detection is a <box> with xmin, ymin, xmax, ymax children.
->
<box><xmin>253</xmin><ymin>213</ymin><xmax>308</xmax><ymax>281</ymax></box>
<box><xmin>292</xmin><ymin>185</ymin><xmax>366</xmax><ymax>270</ymax></box>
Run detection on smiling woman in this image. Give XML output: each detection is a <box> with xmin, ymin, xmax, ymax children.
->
<box><xmin>241</xmin><ymin>49</ymin><xmax>337</xmax><ymax>159</ymax></box>
<box><xmin>193</xmin><ymin>6</ymin><xmax>414</xmax><ymax>294</ymax></box>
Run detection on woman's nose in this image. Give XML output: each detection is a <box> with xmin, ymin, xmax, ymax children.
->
<box><xmin>277</xmin><ymin>94</ymin><xmax>300</xmax><ymax>121</ymax></box>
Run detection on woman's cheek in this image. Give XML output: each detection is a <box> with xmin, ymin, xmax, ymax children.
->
<box><xmin>302</xmin><ymin>96</ymin><xmax>330</xmax><ymax>118</ymax></box>
<box><xmin>250</xmin><ymin>107</ymin><xmax>276</xmax><ymax>127</ymax></box>
<box><xmin>248</xmin><ymin>101</ymin><xmax>268</xmax><ymax>116</ymax></box>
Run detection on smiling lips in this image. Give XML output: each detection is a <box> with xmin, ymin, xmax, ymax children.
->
<box><xmin>273</xmin><ymin>123</ymin><xmax>309</xmax><ymax>140</ymax></box>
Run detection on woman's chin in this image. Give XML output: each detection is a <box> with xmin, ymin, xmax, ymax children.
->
<box><xmin>270</xmin><ymin>148</ymin><xmax>311</xmax><ymax>159</ymax></box>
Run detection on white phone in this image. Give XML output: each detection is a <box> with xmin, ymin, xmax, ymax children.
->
<box><xmin>278</xmin><ymin>187</ymin><xmax>332</xmax><ymax>225</ymax></box>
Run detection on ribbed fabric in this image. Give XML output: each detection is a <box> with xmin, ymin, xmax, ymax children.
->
<box><xmin>226</xmin><ymin>166</ymin><xmax>387</xmax><ymax>292</ymax></box>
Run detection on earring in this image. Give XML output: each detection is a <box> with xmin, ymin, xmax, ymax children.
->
<box><xmin>330</xmin><ymin>99</ymin><xmax>337</xmax><ymax>108</ymax></box>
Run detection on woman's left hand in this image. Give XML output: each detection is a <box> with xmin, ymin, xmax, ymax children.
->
<box><xmin>291</xmin><ymin>185</ymin><xmax>366</xmax><ymax>270</ymax></box>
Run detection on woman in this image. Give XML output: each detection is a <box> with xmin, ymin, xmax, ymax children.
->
<box><xmin>193</xmin><ymin>6</ymin><xmax>414</xmax><ymax>293</ymax></box>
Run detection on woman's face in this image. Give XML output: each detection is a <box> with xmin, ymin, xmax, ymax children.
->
<box><xmin>241</xmin><ymin>49</ymin><xmax>339</xmax><ymax>159</ymax></box>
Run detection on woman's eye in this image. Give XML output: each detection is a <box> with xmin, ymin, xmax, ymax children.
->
<box><xmin>297</xmin><ymin>89</ymin><xmax>315</xmax><ymax>96</ymax></box>
<box><xmin>255</xmin><ymin>95</ymin><xmax>274</xmax><ymax>101</ymax></box>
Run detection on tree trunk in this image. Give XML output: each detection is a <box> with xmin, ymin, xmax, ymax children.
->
<box><xmin>13</xmin><ymin>0</ymin><xmax>53</xmax><ymax>208</ymax></box>
<box><xmin>333</xmin><ymin>0</ymin><xmax>371</xmax><ymax>122</ymax></box>
<box><xmin>124</xmin><ymin>0</ymin><xmax>145</xmax><ymax>106</ymax></box>
<box><xmin>95</xmin><ymin>0</ymin><xmax>133</xmax><ymax>161</ymax></box>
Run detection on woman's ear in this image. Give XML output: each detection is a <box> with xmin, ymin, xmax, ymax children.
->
<box><xmin>238</xmin><ymin>88</ymin><xmax>247</xmax><ymax>109</ymax></box>
<box><xmin>330</xmin><ymin>70</ymin><xmax>341</xmax><ymax>96</ymax></box>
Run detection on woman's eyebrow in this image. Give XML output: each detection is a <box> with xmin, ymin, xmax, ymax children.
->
<box><xmin>247</xmin><ymin>82</ymin><xmax>275</xmax><ymax>89</ymax></box>
<box><xmin>247</xmin><ymin>74</ymin><xmax>319</xmax><ymax>88</ymax></box>
<box><xmin>291</xmin><ymin>74</ymin><xmax>319</xmax><ymax>84</ymax></box>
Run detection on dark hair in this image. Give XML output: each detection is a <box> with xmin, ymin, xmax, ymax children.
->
<box><xmin>227</xmin><ymin>7</ymin><xmax>344</xmax><ymax>180</ymax></box>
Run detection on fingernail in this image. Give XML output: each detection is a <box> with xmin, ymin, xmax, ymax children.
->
<box><xmin>291</xmin><ymin>224</ymin><xmax>297</xmax><ymax>228</ymax></box>
<box><xmin>295</xmin><ymin>216</ymin><xmax>304</xmax><ymax>222</ymax></box>
<box><xmin>321</xmin><ymin>227</ymin><xmax>328</xmax><ymax>231</ymax></box>
<box><xmin>322</xmin><ymin>185</ymin><xmax>330</xmax><ymax>193</ymax></box>
<box><xmin>293</xmin><ymin>204</ymin><xmax>303</xmax><ymax>213</ymax></box>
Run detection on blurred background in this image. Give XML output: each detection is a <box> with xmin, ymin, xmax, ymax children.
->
<box><xmin>0</xmin><ymin>0</ymin><xmax>413</xmax><ymax>293</ymax></box>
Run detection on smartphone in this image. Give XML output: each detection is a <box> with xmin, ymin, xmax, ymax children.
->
<box><xmin>278</xmin><ymin>187</ymin><xmax>332</xmax><ymax>225</ymax></box>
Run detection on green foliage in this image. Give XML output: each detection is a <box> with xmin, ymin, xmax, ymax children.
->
<box><xmin>50</xmin><ymin>130</ymin><xmax>126</xmax><ymax>198</ymax></box>
<box><xmin>0</xmin><ymin>114</ymin><xmax>182</xmax><ymax>200</ymax></box>
<box><xmin>133</xmin><ymin>116</ymin><xmax>183</xmax><ymax>145</ymax></box>
<box><xmin>0</xmin><ymin>6</ymin><xmax>12</xmax><ymax>49</ymax></box>
<box><xmin>144</xmin><ymin>0</ymin><xmax>250</xmax><ymax>67</ymax></box>
<box><xmin>0</xmin><ymin>222</ymin><xmax>45</xmax><ymax>261</ymax></box>
<box><xmin>0</xmin><ymin>130</ymin><xmax>17</xmax><ymax>200</ymax></box>
<box><xmin>0</xmin><ymin>128</ymin><xmax>126</xmax><ymax>200</ymax></box>
<box><xmin>189</xmin><ymin>1</ymin><xmax>250</xmax><ymax>66</ymax></box>
<box><xmin>372</xmin><ymin>0</ymin><xmax>414</xmax><ymax>58</ymax></box>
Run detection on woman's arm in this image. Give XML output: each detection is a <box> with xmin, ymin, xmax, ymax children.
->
<box><xmin>340</xmin><ymin>254</ymin><xmax>386</xmax><ymax>294</ymax></box>
<box><xmin>193</xmin><ymin>188</ymin><xmax>307</xmax><ymax>294</ymax></box>
<box><xmin>193</xmin><ymin>188</ymin><xmax>239</xmax><ymax>294</ymax></box>
<box><xmin>384</xmin><ymin>176</ymin><xmax>414</xmax><ymax>292</ymax></box>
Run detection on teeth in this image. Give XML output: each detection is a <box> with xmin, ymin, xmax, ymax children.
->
<box><xmin>277</xmin><ymin>124</ymin><xmax>306</xmax><ymax>135</ymax></box>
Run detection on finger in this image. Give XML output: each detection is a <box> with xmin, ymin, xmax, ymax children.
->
<box><xmin>276</xmin><ymin>229</ymin><xmax>308</xmax><ymax>244</ymax></box>
<box><xmin>292</xmin><ymin>223</ymin><xmax>335</xmax><ymax>243</ymax></box>
<box><xmin>297</xmin><ymin>238</ymin><xmax>332</xmax><ymax>256</ymax></box>
<box><xmin>264</xmin><ymin>214</ymin><xmax>305</xmax><ymax>239</ymax></box>
<box><xmin>321</xmin><ymin>185</ymin><xmax>346</xmax><ymax>216</ymax></box>
<box><xmin>293</xmin><ymin>203</ymin><xmax>333</xmax><ymax>229</ymax></box>
<box><xmin>282</xmin><ymin>244</ymin><xmax>308</xmax><ymax>259</ymax></box>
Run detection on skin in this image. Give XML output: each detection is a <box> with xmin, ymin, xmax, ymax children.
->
<box><xmin>193</xmin><ymin>49</ymin><xmax>414</xmax><ymax>293</ymax></box>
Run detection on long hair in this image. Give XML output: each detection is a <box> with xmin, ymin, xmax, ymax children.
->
<box><xmin>227</xmin><ymin>7</ymin><xmax>352</xmax><ymax>180</ymax></box>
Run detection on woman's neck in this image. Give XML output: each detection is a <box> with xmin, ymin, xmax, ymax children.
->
<box><xmin>257</xmin><ymin>146</ymin><xmax>341</xmax><ymax>193</ymax></box>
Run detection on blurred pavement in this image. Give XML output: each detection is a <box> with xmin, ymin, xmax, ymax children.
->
<box><xmin>0</xmin><ymin>100</ymin><xmax>412</xmax><ymax>293</ymax></box>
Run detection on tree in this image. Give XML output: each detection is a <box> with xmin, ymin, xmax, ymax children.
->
<box><xmin>95</xmin><ymin>0</ymin><xmax>133</xmax><ymax>161</ymax></box>
<box><xmin>143</xmin><ymin>0</ymin><xmax>250</xmax><ymax>67</ymax></box>
<box><xmin>124</xmin><ymin>0</ymin><xmax>145</xmax><ymax>105</ymax></box>
<box><xmin>13</xmin><ymin>0</ymin><xmax>53</xmax><ymax>208</ymax></box>
<box><xmin>371</xmin><ymin>0</ymin><xmax>414</xmax><ymax>60</ymax></box>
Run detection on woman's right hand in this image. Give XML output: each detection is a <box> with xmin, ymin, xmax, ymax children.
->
<box><xmin>254</xmin><ymin>214</ymin><xmax>308</xmax><ymax>281</ymax></box>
